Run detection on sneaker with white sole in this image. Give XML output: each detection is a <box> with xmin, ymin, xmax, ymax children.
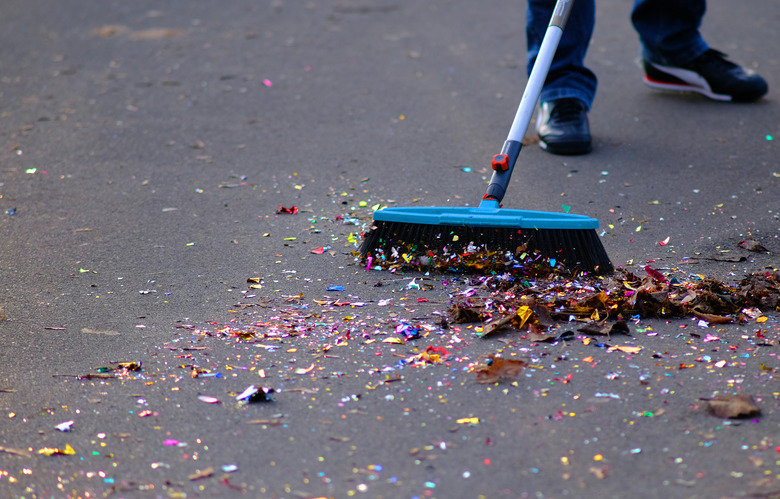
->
<box><xmin>643</xmin><ymin>49</ymin><xmax>768</xmax><ymax>102</ymax></box>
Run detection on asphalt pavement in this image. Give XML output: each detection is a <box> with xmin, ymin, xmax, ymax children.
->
<box><xmin>1</xmin><ymin>0</ymin><xmax>778</xmax><ymax>498</ymax></box>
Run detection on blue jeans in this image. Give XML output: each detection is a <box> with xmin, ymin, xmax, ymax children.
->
<box><xmin>527</xmin><ymin>0</ymin><xmax>709</xmax><ymax>109</ymax></box>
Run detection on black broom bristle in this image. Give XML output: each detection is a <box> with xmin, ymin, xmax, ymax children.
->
<box><xmin>359</xmin><ymin>220</ymin><xmax>613</xmax><ymax>275</ymax></box>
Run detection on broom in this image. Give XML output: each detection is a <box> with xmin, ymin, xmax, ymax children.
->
<box><xmin>359</xmin><ymin>0</ymin><xmax>612</xmax><ymax>274</ymax></box>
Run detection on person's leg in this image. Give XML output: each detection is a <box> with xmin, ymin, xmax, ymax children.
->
<box><xmin>527</xmin><ymin>0</ymin><xmax>597</xmax><ymax>108</ymax></box>
<box><xmin>527</xmin><ymin>0</ymin><xmax>596</xmax><ymax>154</ymax></box>
<box><xmin>631</xmin><ymin>0</ymin><xmax>767</xmax><ymax>102</ymax></box>
<box><xmin>631</xmin><ymin>0</ymin><xmax>708</xmax><ymax>66</ymax></box>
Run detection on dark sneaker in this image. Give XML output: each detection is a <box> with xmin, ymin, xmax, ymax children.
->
<box><xmin>643</xmin><ymin>49</ymin><xmax>768</xmax><ymax>102</ymax></box>
<box><xmin>536</xmin><ymin>98</ymin><xmax>592</xmax><ymax>155</ymax></box>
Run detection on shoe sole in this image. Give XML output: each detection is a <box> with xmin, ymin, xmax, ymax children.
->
<box><xmin>643</xmin><ymin>62</ymin><xmax>732</xmax><ymax>101</ymax></box>
<box><xmin>539</xmin><ymin>139</ymin><xmax>592</xmax><ymax>155</ymax></box>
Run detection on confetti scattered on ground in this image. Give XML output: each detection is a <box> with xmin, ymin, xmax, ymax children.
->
<box><xmin>1</xmin><ymin>2</ymin><xmax>778</xmax><ymax>497</ymax></box>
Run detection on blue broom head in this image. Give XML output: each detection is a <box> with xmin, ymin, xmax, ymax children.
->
<box><xmin>371</xmin><ymin>205</ymin><xmax>599</xmax><ymax>229</ymax></box>
<box><xmin>359</xmin><ymin>205</ymin><xmax>612</xmax><ymax>275</ymax></box>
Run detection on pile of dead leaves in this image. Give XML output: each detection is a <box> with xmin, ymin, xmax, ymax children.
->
<box><xmin>449</xmin><ymin>269</ymin><xmax>778</xmax><ymax>334</ymax></box>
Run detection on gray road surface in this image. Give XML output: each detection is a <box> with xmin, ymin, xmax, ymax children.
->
<box><xmin>1</xmin><ymin>1</ymin><xmax>778</xmax><ymax>498</ymax></box>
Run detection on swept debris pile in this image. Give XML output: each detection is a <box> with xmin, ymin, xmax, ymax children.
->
<box><xmin>448</xmin><ymin>268</ymin><xmax>779</xmax><ymax>335</ymax></box>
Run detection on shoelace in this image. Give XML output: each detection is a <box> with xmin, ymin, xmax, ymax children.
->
<box><xmin>550</xmin><ymin>99</ymin><xmax>585</xmax><ymax>123</ymax></box>
<box><xmin>688</xmin><ymin>49</ymin><xmax>737</xmax><ymax>71</ymax></box>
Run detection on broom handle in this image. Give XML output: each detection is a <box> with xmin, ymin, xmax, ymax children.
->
<box><xmin>481</xmin><ymin>0</ymin><xmax>573</xmax><ymax>208</ymax></box>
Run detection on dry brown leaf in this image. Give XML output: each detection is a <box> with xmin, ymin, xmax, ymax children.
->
<box><xmin>702</xmin><ymin>393</ymin><xmax>760</xmax><ymax>418</ymax></box>
<box><xmin>525</xmin><ymin>323</ymin><xmax>557</xmax><ymax>342</ymax></box>
<box><xmin>608</xmin><ymin>345</ymin><xmax>642</xmax><ymax>354</ymax></box>
<box><xmin>526</xmin><ymin>331</ymin><xmax>556</xmax><ymax>343</ymax></box>
<box><xmin>738</xmin><ymin>238</ymin><xmax>768</xmax><ymax>253</ymax></box>
<box><xmin>692</xmin><ymin>309</ymin><xmax>733</xmax><ymax>324</ymax></box>
<box><xmin>93</xmin><ymin>25</ymin><xmax>127</xmax><ymax>37</ymax></box>
<box><xmin>448</xmin><ymin>304</ymin><xmax>484</xmax><ymax>324</ymax></box>
<box><xmin>188</xmin><ymin>466</ymin><xmax>214</xmax><ymax>481</ymax></box>
<box><xmin>481</xmin><ymin>314</ymin><xmax>515</xmax><ymax>337</ymax></box>
<box><xmin>480</xmin><ymin>306</ymin><xmax>535</xmax><ymax>337</ymax></box>
<box><xmin>0</xmin><ymin>446</ymin><xmax>32</xmax><ymax>458</ymax></box>
<box><xmin>474</xmin><ymin>357</ymin><xmax>526</xmax><ymax>384</ymax></box>
<box><xmin>246</xmin><ymin>419</ymin><xmax>283</xmax><ymax>426</ymax></box>
<box><xmin>129</xmin><ymin>28</ymin><xmax>187</xmax><ymax>40</ymax></box>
